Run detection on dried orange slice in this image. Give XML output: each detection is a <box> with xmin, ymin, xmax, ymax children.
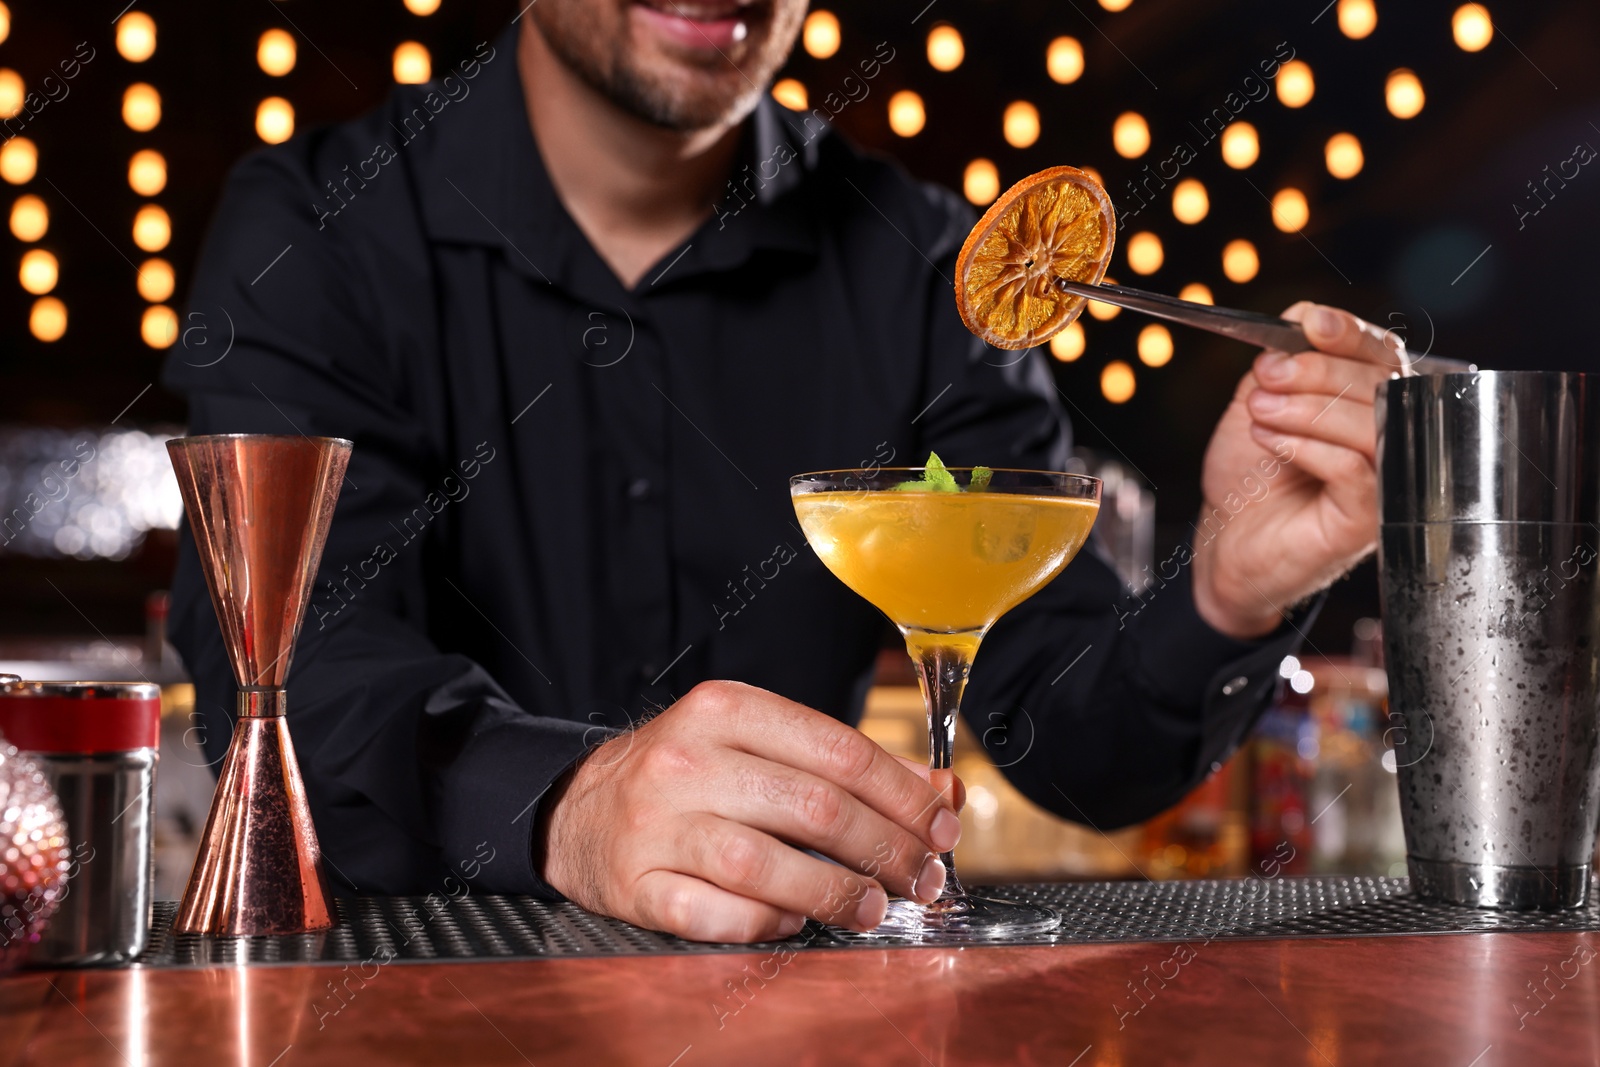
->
<box><xmin>955</xmin><ymin>166</ymin><xmax>1116</xmax><ymax>350</ymax></box>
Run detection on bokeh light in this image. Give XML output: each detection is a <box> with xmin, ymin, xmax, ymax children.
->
<box><xmin>1047</xmin><ymin>37</ymin><xmax>1083</xmax><ymax>84</ymax></box>
<box><xmin>888</xmin><ymin>91</ymin><xmax>925</xmax><ymax>138</ymax></box>
<box><xmin>141</xmin><ymin>305</ymin><xmax>178</xmax><ymax>349</ymax></box>
<box><xmin>137</xmin><ymin>258</ymin><xmax>175</xmax><ymax>303</ymax></box>
<box><xmin>1338</xmin><ymin>0</ymin><xmax>1377</xmax><ymax>39</ymax></box>
<box><xmin>771</xmin><ymin>78</ymin><xmax>806</xmax><ymax>110</ymax></box>
<box><xmin>803</xmin><ymin>10</ymin><xmax>840</xmax><ymax>59</ymax></box>
<box><xmin>0</xmin><ymin>69</ymin><xmax>22</xmax><ymax>119</ymax></box>
<box><xmin>927</xmin><ymin>25</ymin><xmax>964</xmax><ymax>72</ymax></box>
<box><xmin>1171</xmin><ymin>179</ymin><xmax>1209</xmax><ymax>224</ymax></box>
<box><xmin>0</xmin><ymin>4</ymin><xmax>8</xmax><ymax>46</ymax></box>
<box><xmin>1277</xmin><ymin>61</ymin><xmax>1315</xmax><ymax>107</ymax></box>
<box><xmin>403</xmin><ymin>0</ymin><xmax>442</xmax><ymax>13</ymax></box>
<box><xmin>1138</xmin><ymin>324</ymin><xmax>1173</xmax><ymax>367</ymax></box>
<box><xmin>9</xmin><ymin>194</ymin><xmax>46</xmax><ymax>241</ymax></box>
<box><xmin>1099</xmin><ymin>0</ymin><xmax>1133</xmax><ymax>10</ymax></box>
<box><xmin>1325</xmin><ymin>132</ymin><xmax>1364</xmax><ymax>178</ymax></box>
<box><xmin>132</xmin><ymin>204</ymin><xmax>171</xmax><ymax>253</ymax></box>
<box><xmin>393</xmin><ymin>42</ymin><xmax>431</xmax><ymax>84</ymax></box>
<box><xmin>19</xmin><ymin>248</ymin><xmax>56</xmax><ymax>295</ymax></box>
<box><xmin>258</xmin><ymin>29</ymin><xmax>297</xmax><ymax>76</ymax></box>
<box><xmin>1386</xmin><ymin>69</ymin><xmax>1425</xmax><ymax>118</ymax></box>
<box><xmin>1179</xmin><ymin>283</ymin><xmax>1214</xmax><ymax>305</ymax></box>
<box><xmin>0</xmin><ymin>137</ymin><xmax>36</xmax><ymax>184</ymax></box>
<box><xmin>1113</xmin><ymin>112</ymin><xmax>1150</xmax><ymax>158</ymax></box>
<box><xmin>1101</xmin><ymin>361</ymin><xmax>1136</xmax><ymax>403</ymax></box>
<box><xmin>256</xmin><ymin>97</ymin><xmax>294</xmax><ymax>144</ymax></box>
<box><xmin>1222</xmin><ymin>239</ymin><xmax>1260</xmax><ymax>283</ymax></box>
<box><xmin>116</xmin><ymin>12</ymin><xmax>156</xmax><ymax>62</ymax></box>
<box><xmin>29</xmin><ymin>296</ymin><xmax>65</xmax><ymax>342</ymax></box>
<box><xmin>1050</xmin><ymin>320</ymin><xmax>1085</xmax><ymax>362</ymax></box>
<box><xmin>1087</xmin><ymin>278</ymin><xmax>1121</xmax><ymax>321</ymax></box>
<box><xmin>1453</xmin><ymin>4</ymin><xmax>1493</xmax><ymax>51</ymax></box>
<box><xmin>1272</xmin><ymin>187</ymin><xmax>1310</xmax><ymax>232</ymax></box>
<box><xmin>122</xmin><ymin>84</ymin><xmax>162</xmax><ymax>131</ymax></box>
<box><xmin>963</xmin><ymin>159</ymin><xmax>999</xmax><ymax>205</ymax></box>
<box><xmin>128</xmin><ymin>150</ymin><xmax>167</xmax><ymax>197</ymax></box>
<box><xmin>1220</xmin><ymin>122</ymin><xmax>1259</xmax><ymax>168</ymax></box>
<box><xmin>1126</xmin><ymin>231</ymin><xmax>1164</xmax><ymax>275</ymax></box>
<box><xmin>1004</xmin><ymin>101</ymin><xmax>1040</xmax><ymax>149</ymax></box>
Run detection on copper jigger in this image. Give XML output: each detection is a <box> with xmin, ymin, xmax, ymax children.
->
<box><xmin>167</xmin><ymin>434</ymin><xmax>351</xmax><ymax>935</ymax></box>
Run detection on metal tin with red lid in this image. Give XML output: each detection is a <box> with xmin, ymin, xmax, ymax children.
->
<box><xmin>0</xmin><ymin>680</ymin><xmax>159</xmax><ymax>966</ymax></box>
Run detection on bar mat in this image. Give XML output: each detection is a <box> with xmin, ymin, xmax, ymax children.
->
<box><xmin>132</xmin><ymin>876</ymin><xmax>1600</xmax><ymax>968</ymax></box>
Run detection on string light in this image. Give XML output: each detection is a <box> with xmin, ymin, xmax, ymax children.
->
<box><xmin>1101</xmin><ymin>360</ymin><xmax>1136</xmax><ymax>403</ymax></box>
<box><xmin>256</xmin><ymin>97</ymin><xmax>294</xmax><ymax>144</ymax></box>
<box><xmin>1047</xmin><ymin>37</ymin><xmax>1083</xmax><ymax>84</ymax></box>
<box><xmin>1112</xmin><ymin>112</ymin><xmax>1150</xmax><ymax>158</ymax></box>
<box><xmin>0</xmin><ymin>69</ymin><xmax>21</xmax><ymax>119</ymax></box>
<box><xmin>132</xmin><ymin>204</ymin><xmax>171</xmax><ymax>253</ymax></box>
<box><xmin>1087</xmin><ymin>278</ymin><xmax>1121</xmax><ymax>320</ymax></box>
<box><xmin>771</xmin><ymin>78</ymin><xmax>807</xmax><ymax>110</ymax></box>
<box><xmin>802</xmin><ymin>10</ymin><xmax>840</xmax><ymax>60</ymax></box>
<box><xmin>888</xmin><ymin>91</ymin><xmax>925</xmax><ymax>138</ymax></box>
<box><xmin>1453</xmin><ymin>4</ymin><xmax>1493</xmax><ymax>51</ymax></box>
<box><xmin>1277</xmin><ymin>61</ymin><xmax>1315</xmax><ymax>107</ymax></box>
<box><xmin>1099</xmin><ymin>0</ymin><xmax>1133</xmax><ymax>10</ymax></box>
<box><xmin>29</xmin><ymin>296</ymin><xmax>65</xmax><ymax>342</ymax></box>
<box><xmin>393</xmin><ymin>42</ymin><xmax>431</xmax><ymax>84</ymax></box>
<box><xmin>927</xmin><ymin>25</ymin><xmax>963</xmax><ymax>72</ymax></box>
<box><xmin>1172</xmin><ymin>179</ymin><xmax>1209</xmax><ymax>224</ymax></box>
<box><xmin>1337</xmin><ymin>0</ymin><xmax>1377</xmax><ymax>39</ymax></box>
<box><xmin>1386</xmin><ymin>69</ymin><xmax>1425</xmax><ymax>118</ymax></box>
<box><xmin>963</xmin><ymin>159</ymin><xmax>999</xmax><ymax>205</ymax></box>
<box><xmin>0</xmin><ymin>137</ymin><xmax>36</xmax><ymax>184</ymax></box>
<box><xmin>1271</xmin><ymin>187</ymin><xmax>1310</xmax><ymax>231</ymax></box>
<box><xmin>1222</xmin><ymin>239</ymin><xmax>1259</xmax><ymax>283</ymax></box>
<box><xmin>9</xmin><ymin>194</ymin><xmax>46</xmax><ymax>241</ymax></box>
<box><xmin>128</xmin><ymin>150</ymin><xmax>167</xmax><ymax>197</ymax></box>
<box><xmin>1004</xmin><ymin>101</ymin><xmax>1039</xmax><ymax>149</ymax></box>
<box><xmin>19</xmin><ymin>248</ymin><xmax>56</xmax><ymax>295</ymax></box>
<box><xmin>1126</xmin><ymin>231</ymin><xmax>1164</xmax><ymax>275</ymax></box>
<box><xmin>1220</xmin><ymin>122</ymin><xmax>1259</xmax><ymax>168</ymax></box>
<box><xmin>141</xmin><ymin>305</ymin><xmax>178</xmax><ymax>348</ymax></box>
<box><xmin>0</xmin><ymin>3</ymin><xmax>9</xmax><ymax>46</ymax></box>
<box><xmin>403</xmin><ymin>0</ymin><xmax>442</xmax><ymax>13</ymax></box>
<box><xmin>115</xmin><ymin>12</ymin><xmax>156</xmax><ymax>63</ymax></box>
<box><xmin>137</xmin><ymin>258</ymin><xmax>175</xmax><ymax>303</ymax></box>
<box><xmin>1179</xmin><ymin>283</ymin><xmax>1214</xmax><ymax>305</ymax></box>
<box><xmin>122</xmin><ymin>84</ymin><xmax>162</xmax><ymax>131</ymax></box>
<box><xmin>1325</xmin><ymin>132</ymin><xmax>1364</xmax><ymax>178</ymax></box>
<box><xmin>1050</xmin><ymin>321</ymin><xmax>1085</xmax><ymax>362</ymax></box>
<box><xmin>1138</xmin><ymin>324</ymin><xmax>1173</xmax><ymax>367</ymax></box>
<box><xmin>258</xmin><ymin>29</ymin><xmax>297</xmax><ymax>76</ymax></box>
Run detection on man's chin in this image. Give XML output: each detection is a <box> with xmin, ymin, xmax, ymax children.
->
<box><xmin>611</xmin><ymin>58</ymin><xmax>765</xmax><ymax>131</ymax></box>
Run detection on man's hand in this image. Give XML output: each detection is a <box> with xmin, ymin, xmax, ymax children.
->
<box><xmin>1191</xmin><ymin>302</ymin><xmax>1405</xmax><ymax>639</ymax></box>
<box><xmin>537</xmin><ymin>680</ymin><xmax>963</xmax><ymax>942</ymax></box>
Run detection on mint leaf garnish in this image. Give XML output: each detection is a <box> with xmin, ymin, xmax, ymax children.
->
<box><xmin>970</xmin><ymin>466</ymin><xmax>993</xmax><ymax>492</ymax></box>
<box><xmin>894</xmin><ymin>452</ymin><xmax>989</xmax><ymax>492</ymax></box>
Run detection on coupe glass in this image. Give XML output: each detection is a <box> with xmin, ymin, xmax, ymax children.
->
<box><xmin>791</xmin><ymin>466</ymin><xmax>1101</xmax><ymax>941</ymax></box>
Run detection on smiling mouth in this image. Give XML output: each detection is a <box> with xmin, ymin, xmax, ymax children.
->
<box><xmin>630</xmin><ymin>0</ymin><xmax>771</xmax><ymax>50</ymax></box>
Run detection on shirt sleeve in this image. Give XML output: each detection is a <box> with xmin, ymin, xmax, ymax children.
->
<box><xmin>910</xmin><ymin>212</ymin><xmax>1316</xmax><ymax>830</ymax></box>
<box><xmin>162</xmin><ymin>145</ymin><xmax>586</xmax><ymax>897</ymax></box>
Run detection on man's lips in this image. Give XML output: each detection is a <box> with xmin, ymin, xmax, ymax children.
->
<box><xmin>630</xmin><ymin>0</ymin><xmax>762</xmax><ymax>51</ymax></box>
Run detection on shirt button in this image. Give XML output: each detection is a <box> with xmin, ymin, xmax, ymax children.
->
<box><xmin>1222</xmin><ymin>676</ymin><xmax>1249</xmax><ymax>696</ymax></box>
<box><xmin>628</xmin><ymin>478</ymin><xmax>652</xmax><ymax>500</ymax></box>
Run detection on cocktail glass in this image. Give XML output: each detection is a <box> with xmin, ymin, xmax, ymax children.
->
<box><xmin>791</xmin><ymin>466</ymin><xmax>1100</xmax><ymax>941</ymax></box>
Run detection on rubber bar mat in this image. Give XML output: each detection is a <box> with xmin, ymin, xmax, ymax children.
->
<box><xmin>132</xmin><ymin>876</ymin><xmax>1600</xmax><ymax>968</ymax></box>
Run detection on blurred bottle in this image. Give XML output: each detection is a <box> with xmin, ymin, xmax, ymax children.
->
<box><xmin>1140</xmin><ymin>754</ymin><xmax>1249</xmax><ymax>879</ymax></box>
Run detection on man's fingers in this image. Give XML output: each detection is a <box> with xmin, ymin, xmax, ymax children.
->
<box><xmin>1252</xmin><ymin>350</ymin><xmax>1391</xmax><ymax>404</ymax></box>
<box><xmin>1249</xmin><ymin>425</ymin><xmax>1378</xmax><ymax>527</ymax></box>
<box><xmin>1247</xmin><ymin>390</ymin><xmax>1376</xmax><ymax>461</ymax></box>
<box><xmin>893</xmin><ymin>756</ymin><xmax>967</xmax><ymax>812</ymax></box>
<box><xmin>1281</xmin><ymin>302</ymin><xmax>1408</xmax><ymax>373</ymax></box>
<box><xmin>632</xmin><ymin>868</ymin><xmax>807</xmax><ymax>944</ymax></box>
<box><xmin>715</xmin><ymin>752</ymin><xmax>945</xmax><ymax>903</ymax></box>
<box><xmin>677</xmin><ymin>813</ymin><xmax>892</xmax><ymax>932</ymax></box>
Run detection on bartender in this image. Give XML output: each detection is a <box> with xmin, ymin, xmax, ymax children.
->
<box><xmin>163</xmin><ymin>0</ymin><xmax>1401</xmax><ymax>941</ymax></box>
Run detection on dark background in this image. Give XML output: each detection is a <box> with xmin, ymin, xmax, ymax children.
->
<box><xmin>1</xmin><ymin>0</ymin><xmax>1595</xmax><ymax>649</ymax></box>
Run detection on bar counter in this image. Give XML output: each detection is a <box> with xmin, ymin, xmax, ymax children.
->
<box><xmin>3</xmin><ymin>929</ymin><xmax>1596</xmax><ymax>1065</ymax></box>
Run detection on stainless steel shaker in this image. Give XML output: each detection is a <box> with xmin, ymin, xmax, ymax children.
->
<box><xmin>1377</xmin><ymin>371</ymin><xmax>1600</xmax><ymax>909</ymax></box>
<box><xmin>0</xmin><ymin>681</ymin><xmax>159</xmax><ymax>963</ymax></box>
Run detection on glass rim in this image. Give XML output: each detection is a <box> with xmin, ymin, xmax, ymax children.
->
<box><xmin>790</xmin><ymin>466</ymin><xmax>1097</xmax><ymax>479</ymax></box>
<box><xmin>789</xmin><ymin>467</ymin><xmax>1101</xmax><ymax>496</ymax></box>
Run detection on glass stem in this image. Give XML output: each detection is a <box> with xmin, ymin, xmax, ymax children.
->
<box><xmin>908</xmin><ymin>633</ymin><xmax>977</xmax><ymax>902</ymax></box>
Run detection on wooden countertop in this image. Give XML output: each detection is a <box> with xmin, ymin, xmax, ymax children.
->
<box><xmin>2</xmin><ymin>931</ymin><xmax>1595</xmax><ymax>1065</ymax></box>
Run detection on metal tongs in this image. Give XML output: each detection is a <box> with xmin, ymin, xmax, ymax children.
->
<box><xmin>1054</xmin><ymin>277</ymin><xmax>1474</xmax><ymax>376</ymax></box>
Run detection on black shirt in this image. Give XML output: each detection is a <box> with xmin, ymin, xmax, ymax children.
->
<box><xmin>163</xmin><ymin>28</ymin><xmax>1304</xmax><ymax>896</ymax></box>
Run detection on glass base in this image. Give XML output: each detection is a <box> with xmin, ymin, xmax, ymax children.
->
<box><xmin>845</xmin><ymin>893</ymin><xmax>1062</xmax><ymax>943</ymax></box>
